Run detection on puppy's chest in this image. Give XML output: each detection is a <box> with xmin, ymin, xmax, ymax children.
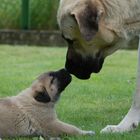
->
<box><xmin>15</xmin><ymin>113</ymin><xmax>42</xmax><ymax>136</ymax></box>
<box><xmin>16</xmin><ymin>108</ymin><xmax>54</xmax><ymax>136</ymax></box>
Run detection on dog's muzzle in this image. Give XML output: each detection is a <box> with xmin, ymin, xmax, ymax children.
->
<box><xmin>65</xmin><ymin>53</ymin><xmax>104</xmax><ymax>80</ymax></box>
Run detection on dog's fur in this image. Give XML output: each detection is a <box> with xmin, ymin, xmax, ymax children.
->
<box><xmin>57</xmin><ymin>0</ymin><xmax>140</xmax><ymax>133</ymax></box>
<box><xmin>0</xmin><ymin>69</ymin><xmax>94</xmax><ymax>138</ymax></box>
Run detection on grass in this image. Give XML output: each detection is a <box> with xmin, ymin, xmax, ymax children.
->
<box><xmin>0</xmin><ymin>45</ymin><xmax>139</xmax><ymax>140</ymax></box>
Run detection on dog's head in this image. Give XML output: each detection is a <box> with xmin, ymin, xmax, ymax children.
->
<box><xmin>32</xmin><ymin>69</ymin><xmax>72</xmax><ymax>104</ymax></box>
<box><xmin>57</xmin><ymin>0</ymin><xmax>119</xmax><ymax>79</ymax></box>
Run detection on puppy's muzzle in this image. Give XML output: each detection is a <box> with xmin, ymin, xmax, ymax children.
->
<box><xmin>50</xmin><ymin>69</ymin><xmax>72</xmax><ymax>92</ymax></box>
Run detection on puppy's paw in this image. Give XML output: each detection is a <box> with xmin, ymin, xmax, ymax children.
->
<box><xmin>39</xmin><ymin>136</ymin><xmax>61</xmax><ymax>140</ymax></box>
<box><xmin>82</xmin><ymin>130</ymin><xmax>95</xmax><ymax>136</ymax></box>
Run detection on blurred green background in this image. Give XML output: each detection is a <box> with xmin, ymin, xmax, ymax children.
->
<box><xmin>0</xmin><ymin>0</ymin><xmax>59</xmax><ymax>30</ymax></box>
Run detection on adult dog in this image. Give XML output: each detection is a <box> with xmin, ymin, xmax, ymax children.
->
<box><xmin>0</xmin><ymin>69</ymin><xmax>94</xmax><ymax>138</ymax></box>
<box><xmin>57</xmin><ymin>0</ymin><xmax>140</xmax><ymax>133</ymax></box>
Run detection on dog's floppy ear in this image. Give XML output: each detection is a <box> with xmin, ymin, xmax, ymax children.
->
<box><xmin>71</xmin><ymin>2</ymin><xmax>103</xmax><ymax>41</ymax></box>
<box><xmin>34</xmin><ymin>88</ymin><xmax>51</xmax><ymax>103</ymax></box>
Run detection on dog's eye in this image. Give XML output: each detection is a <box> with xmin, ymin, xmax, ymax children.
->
<box><xmin>66</xmin><ymin>39</ymin><xmax>74</xmax><ymax>45</ymax></box>
<box><xmin>96</xmin><ymin>51</ymin><xmax>101</xmax><ymax>58</ymax></box>
<box><xmin>61</xmin><ymin>34</ymin><xmax>74</xmax><ymax>45</ymax></box>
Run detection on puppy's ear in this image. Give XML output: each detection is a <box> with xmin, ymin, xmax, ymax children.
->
<box><xmin>71</xmin><ymin>2</ymin><xmax>103</xmax><ymax>41</ymax></box>
<box><xmin>34</xmin><ymin>88</ymin><xmax>51</xmax><ymax>103</ymax></box>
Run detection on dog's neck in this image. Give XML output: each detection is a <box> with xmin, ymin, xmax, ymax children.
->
<box><xmin>100</xmin><ymin>0</ymin><xmax>140</xmax><ymax>38</ymax></box>
<box><xmin>101</xmin><ymin>0</ymin><xmax>140</xmax><ymax>20</ymax></box>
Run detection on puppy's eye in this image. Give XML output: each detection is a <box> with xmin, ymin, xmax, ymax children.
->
<box><xmin>50</xmin><ymin>77</ymin><xmax>55</xmax><ymax>84</ymax></box>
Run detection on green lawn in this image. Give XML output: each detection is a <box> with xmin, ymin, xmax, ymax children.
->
<box><xmin>0</xmin><ymin>45</ymin><xmax>139</xmax><ymax>140</ymax></box>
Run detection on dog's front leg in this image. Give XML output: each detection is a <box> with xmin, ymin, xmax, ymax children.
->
<box><xmin>101</xmin><ymin>36</ymin><xmax>140</xmax><ymax>133</ymax></box>
<box><xmin>50</xmin><ymin>120</ymin><xmax>95</xmax><ymax>136</ymax></box>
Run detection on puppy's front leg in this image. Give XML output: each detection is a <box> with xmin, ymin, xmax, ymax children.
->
<box><xmin>50</xmin><ymin>120</ymin><xmax>95</xmax><ymax>136</ymax></box>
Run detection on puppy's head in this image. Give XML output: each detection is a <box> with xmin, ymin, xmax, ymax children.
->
<box><xmin>57</xmin><ymin>0</ymin><xmax>119</xmax><ymax>79</ymax></box>
<box><xmin>32</xmin><ymin>69</ymin><xmax>72</xmax><ymax>104</ymax></box>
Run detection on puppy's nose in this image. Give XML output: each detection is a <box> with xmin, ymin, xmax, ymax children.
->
<box><xmin>50</xmin><ymin>68</ymin><xmax>72</xmax><ymax>81</ymax></box>
<box><xmin>59</xmin><ymin>68</ymin><xmax>67</xmax><ymax>73</ymax></box>
<box><xmin>58</xmin><ymin>68</ymin><xmax>72</xmax><ymax>81</ymax></box>
<box><xmin>59</xmin><ymin>68</ymin><xmax>70</xmax><ymax>75</ymax></box>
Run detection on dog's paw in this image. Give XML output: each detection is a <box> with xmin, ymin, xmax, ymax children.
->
<box><xmin>101</xmin><ymin>121</ymin><xmax>139</xmax><ymax>133</ymax></box>
<box><xmin>101</xmin><ymin>107</ymin><xmax>140</xmax><ymax>134</ymax></box>
<box><xmin>101</xmin><ymin>125</ymin><xmax>121</xmax><ymax>133</ymax></box>
<box><xmin>82</xmin><ymin>130</ymin><xmax>95</xmax><ymax>136</ymax></box>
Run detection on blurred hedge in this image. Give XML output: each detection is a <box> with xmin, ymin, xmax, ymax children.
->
<box><xmin>0</xmin><ymin>0</ymin><xmax>59</xmax><ymax>30</ymax></box>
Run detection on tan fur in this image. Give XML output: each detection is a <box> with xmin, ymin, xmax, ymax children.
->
<box><xmin>0</xmin><ymin>70</ymin><xmax>94</xmax><ymax>138</ymax></box>
<box><xmin>57</xmin><ymin>0</ymin><xmax>140</xmax><ymax>54</ymax></box>
<box><xmin>57</xmin><ymin>0</ymin><xmax>140</xmax><ymax>133</ymax></box>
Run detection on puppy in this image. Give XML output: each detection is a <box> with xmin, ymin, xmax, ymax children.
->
<box><xmin>0</xmin><ymin>69</ymin><xmax>94</xmax><ymax>138</ymax></box>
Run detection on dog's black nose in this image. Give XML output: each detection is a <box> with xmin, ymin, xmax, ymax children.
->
<box><xmin>65</xmin><ymin>52</ymin><xmax>104</xmax><ymax>80</ymax></box>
